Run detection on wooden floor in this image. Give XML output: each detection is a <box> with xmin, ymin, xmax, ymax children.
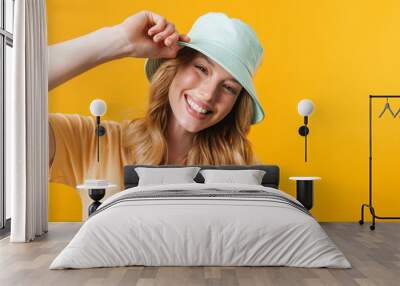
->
<box><xmin>0</xmin><ymin>222</ymin><xmax>399</xmax><ymax>286</ymax></box>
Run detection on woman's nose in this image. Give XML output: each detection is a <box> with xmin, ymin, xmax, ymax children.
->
<box><xmin>198</xmin><ymin>81</ymin><xmax>218</xmax><ymax>102</ymax></box>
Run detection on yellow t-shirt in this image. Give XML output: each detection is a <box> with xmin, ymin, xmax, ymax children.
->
<box><xmin>49</xmin><ymin>113</ymin><xmax>260</xmax><ymax>220</ymax></box>
<box><xmin>48</xmin><ymin>113</ymin><xmax>133</xmax><ymax>194</ymax></box>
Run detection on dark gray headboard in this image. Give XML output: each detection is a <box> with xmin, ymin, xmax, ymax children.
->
<box><xmin>124</xmin><ymin>165</ymin><xmax>280</xmax><ymax>189</ymax></box>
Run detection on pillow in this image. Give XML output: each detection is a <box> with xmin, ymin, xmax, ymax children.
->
<box><xmin>135</xmin><ymin>167</ymin><xmax>201</xmax><ymax>186</ymax></box>
<box><xmin>200</xmin><ymin>169</ymin><xmax>266</xmax><ymax>185</ymax></box>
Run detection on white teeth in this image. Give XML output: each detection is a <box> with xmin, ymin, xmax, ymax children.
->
<box><xmin>187</xmin><ymin>96</ymin><xmax>209</xmax><ymax>114</ymax></box>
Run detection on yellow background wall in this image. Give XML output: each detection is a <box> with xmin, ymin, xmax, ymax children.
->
<box><xmin>47</xmin><ymin>0</ymin><xmax>400</xmax><ymax>222</ymax></box>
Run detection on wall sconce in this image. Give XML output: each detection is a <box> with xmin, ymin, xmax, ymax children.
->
<box><xmin>90</xmin><ymin>99</ymin><xmax>107</xmax><ymax>162</ymax></box>
<box><xmin>297</xmin><ymin>99</ymin><xmax>315</xmax><ymax>162</ymax></box>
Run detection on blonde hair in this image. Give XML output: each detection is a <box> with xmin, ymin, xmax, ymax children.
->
<box><xmin>123</xmin><ymin>47</ymin><xmax>256</xmax><ymax>165</ymax></box>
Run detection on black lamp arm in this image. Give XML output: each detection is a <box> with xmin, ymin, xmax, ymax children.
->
<box><xmin>95</xmin><ymin>116</ymin><xmax>106</xmax><ymax>136</ymax></box>
<box><xmin>95</xmin><ymin>116</ymin><xmax>106</xmax><ymax>162</ymax></box>
<box><xmin>298</xmin><ymin>116</ymin><xmax>310</xmax><ymax>162</ymax></box>
<box><xmin>304</xmin><ymin>115</ymin><xmax>308</xmax><ymax>125</ymax></box>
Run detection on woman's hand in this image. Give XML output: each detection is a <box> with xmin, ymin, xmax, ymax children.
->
<box><xmin>115</xmin><ymin>10</ymin><xmax>191</xmax><ymax>59</ymax></box>
<box><xmin>48</xmin><ymin>10</ymin><xmax>189</xmax><ymax>90</ymax></box>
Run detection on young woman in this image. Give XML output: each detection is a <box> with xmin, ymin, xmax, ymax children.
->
<box><xmin>48</xmin><ymin>10</ymin><xmax>265</xmax><ymax>211</ymax></box>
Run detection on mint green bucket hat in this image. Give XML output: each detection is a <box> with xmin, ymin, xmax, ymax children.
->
<box><xmin>144</xmin><ymin>12</ymin><xmax>265</xmax><ymax>124</ymax></box>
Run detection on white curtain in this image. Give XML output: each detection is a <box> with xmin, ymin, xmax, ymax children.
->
<box><xmin>7</xmin><ymin>0</ymin><xmax>49</xmax><ymax>242</ymax></box>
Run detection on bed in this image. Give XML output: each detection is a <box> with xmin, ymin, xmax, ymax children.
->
<box><xmin>49</xmin><ymin>165</ymin><xmax>351</xmax><ymax>269</ymax></box>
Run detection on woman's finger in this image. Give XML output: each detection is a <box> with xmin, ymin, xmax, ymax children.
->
<box><xmin>153</xmin><ymin>23</ymin><xmax>175</xmax><ymax>43</ymax></box>
<box><xmin>147</xmin><ymin>12</ymin><xmax>167</xmax><ymax>36</ymax></box>
<box><xmin>164</xmin><ymin>32</ymin><xmax>179</xmax><ymax>46</ymax></box>
<box><xmin>178</xmin><ymin>34</ymin><xmax>191</xmax><ymax>43</ymax></box>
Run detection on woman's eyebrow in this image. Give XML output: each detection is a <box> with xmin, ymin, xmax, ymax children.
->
<box><xmin>198</xmin><ymin>55</ymin><xmax>241</xmax><ymax>85</ymax></box>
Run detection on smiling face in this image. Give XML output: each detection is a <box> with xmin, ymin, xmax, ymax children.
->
<box><xmin>168</xmin><ymin>51</ymin><xmax>243</xmax><ymax>133</ymax></box>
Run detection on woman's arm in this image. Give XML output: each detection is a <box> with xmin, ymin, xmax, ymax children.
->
<box><xmin>48</xmin><ymin>10</ymin><xmax>190</xmax><ymax>91</ymax></box>
<box><xmin>48</xmin><ymin>26</ymin><xmax>133</xmax><ymax>91</ymax></box>
<box><xmin>49</xmin><ymin>123</ymin><xmax>55</xmax><ymax>168</ymax></box>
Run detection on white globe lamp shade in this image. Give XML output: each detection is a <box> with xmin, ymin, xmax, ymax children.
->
<box><xmin>90</xmin><ymin>99</ymin><xmax>107</xmax><ymax>117</ymax></box>
<box><xmin>297</xmin><ymin>99</ymin><xmax>314</xmax><ymax>116</ymax></box>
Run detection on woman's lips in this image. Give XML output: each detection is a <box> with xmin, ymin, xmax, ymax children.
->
<box><xmin>184</xmin><ymin>94</ymin><xmax>210</xmax><ymax>120</ymax></box>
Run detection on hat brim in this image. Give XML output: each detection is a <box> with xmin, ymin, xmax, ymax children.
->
<box><xmin>144</xmin><ymin>41</ymin><xmax>264</xmax><ymax>124</ymax></box>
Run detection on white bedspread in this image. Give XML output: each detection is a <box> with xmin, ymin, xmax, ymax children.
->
<box><xmin>49</xmin><ymin>183</ymin><xmax>351</xmax><ymax>269</ymax></box>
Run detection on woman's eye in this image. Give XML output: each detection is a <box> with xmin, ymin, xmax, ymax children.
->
<box><xmin>194</xmin><ymin>64</ymin><xmax>236</xmax><ymax>94</ymax></box>
<box><xmin>195</xmin><ymin>64</ymin><xmax>207</xmax><ymax>74</ymax></box>
<box><xmin>223</xmin><ymin>85</ymin><xmax>236</xmax><ymax>94</ymax></box>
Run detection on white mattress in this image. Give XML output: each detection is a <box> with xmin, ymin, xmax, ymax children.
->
<box><xmin>49</xmin><ymin>183</ymin><xmax>351</xmax><ymax>269</ymax></box>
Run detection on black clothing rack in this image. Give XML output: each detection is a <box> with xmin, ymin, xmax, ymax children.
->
<box><xmin>359</xmin><ymin>95</ymin><xmax>400</xmax><ymax>230</ymax></box>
